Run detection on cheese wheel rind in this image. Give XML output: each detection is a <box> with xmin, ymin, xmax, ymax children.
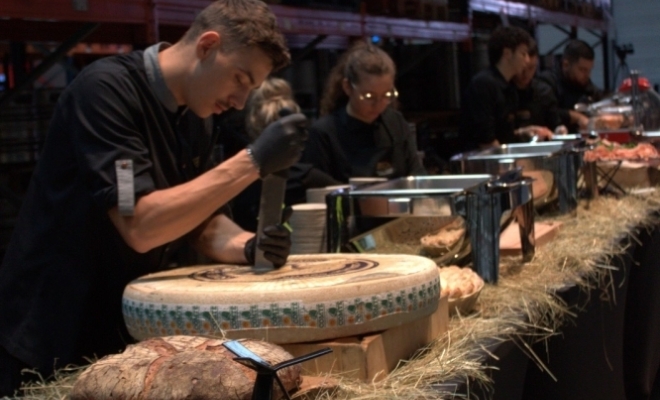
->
<box><xmin>123</xmin><ymin>254</ymin><xmax>440</xmax><ymax>344</ymax></box>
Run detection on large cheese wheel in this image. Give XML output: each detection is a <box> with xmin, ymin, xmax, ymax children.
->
<box><xmin>123</xmin><ymin>254</ymin><xmax>440</xmax><ymax>344</ymax></box>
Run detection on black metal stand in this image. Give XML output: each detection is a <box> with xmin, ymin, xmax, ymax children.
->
<box><xmin>612</xmin><ymin>43</ymin><xmax>634</xmax><ymax>90</ymax></box>
<box><xmin>223</xmin><ymin>340</ymin><xmax>333</xmax><ymax>400</ymax></box>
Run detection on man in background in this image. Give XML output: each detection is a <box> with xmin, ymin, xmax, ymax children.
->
<box><xmin>512</xmin><ymin>40</ymin><xmax>558</xmax><ymax>140</ymax></box>
<box><xmin>459</xmin><ymin>26</ymin><xmax>533</xmax><ymax>150</ymax></box>
<box><xmin>539</xmin><ymin>39</ymin><xmax>603</xmax><ymax>133</ymax></box>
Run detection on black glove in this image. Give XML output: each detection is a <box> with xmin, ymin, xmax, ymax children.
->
<box><xmin>248</xmin><ymin>113</ymin><xmax>308</xmax><ymax>177</ymax></box>
<box><xmin>244</xmin><ymin>206</ymin><xmax>293</xmax><ymax>268</ymax></box>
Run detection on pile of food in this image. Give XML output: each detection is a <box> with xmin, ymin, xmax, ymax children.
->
<box><xmin>420</xmin><ymin>218</ymin><xmax>465</xmax><ymax>256</ymax></box>
<box><xmin>583</xmin><ymin>140</ymin><xmax>659</xmax><ymax>162</ymax></box>
<box><xmin>439</xmin><ymin>266</ymin><xmax>483</xmax><ymax>299</ymax></box>
<box><xmin>590</xmin><ymin>113</ymin><xmax>628</xmax><ymax>131</ymax></box>
<box><xmin>439</xmin><ymin>266</ymin><xmax>485</xmax><ymax>315</ymax></box>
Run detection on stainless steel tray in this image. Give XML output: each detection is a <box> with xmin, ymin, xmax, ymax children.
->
<box><xmin>347</xmin><ymin>216</ymin><xmax>471</xmax><ymax>267</ymax></box>
<box><xmin>325</xmin><ymin>172</ymin><xmax>535</xmax><ymax>283</ymax></box>
<box><xmin>551</xmin><ymin>134</ymin><xmax>583</xmax><ymax>141</ymax></box>
<box><xmin>348</xmin><ymin>175</ymin><xmax>493</xmax><ymax>217</ymax></box>
<box><xmin>350</xmin><ymin>175</ymin><xmax>494</xmax><ymax>195</ymax></box>
<box><xmin>639</xmin><ymin>131</ymin><xmax>660</xmax><ymax>142</ymax></box>
<box><xmin>450</xmin><ymin>141</ymin><xmax>582</xmax><ymax>215</ymax></box>
<box><xmin>472</xmin><ymin>141</ymin><xmax>570</xmax><ymax>155</ymax></box>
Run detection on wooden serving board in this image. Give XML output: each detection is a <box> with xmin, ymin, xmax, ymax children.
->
<box><xmin>282</xmin><ymin>294</ymin><xmax>449</xmax><ymax>382</ymax></box>
<box><xmin>499</xmin><ymin>221</ymin><xmax>563</xmax><ymax>257</ymax></box>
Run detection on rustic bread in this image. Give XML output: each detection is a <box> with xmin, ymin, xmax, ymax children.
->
<box><xmin>70</xmin><ymin>335</ymin><xmax>301</xmax><ymax>400</ymax></box>
<box><xmin>439</xmin><ymin>266</ymin><xmax>484</xmax><ymax>300</ymax></box>
<box><xmin>420</xmin><ymin>218</ymin><xmax>465</xmax><ymax>248</ymax></box>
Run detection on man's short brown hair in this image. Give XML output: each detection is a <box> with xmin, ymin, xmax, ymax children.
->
<box><xmin>182</xmin><ymin>0</ymin><xmax>290</xmax><ymax>71</ymax></box>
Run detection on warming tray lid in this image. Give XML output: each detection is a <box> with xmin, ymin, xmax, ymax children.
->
<box><xmin>347</xmin><ymin>174</ymin><xmax>493</xmax><ymax>196</ymax></box>
<box><xmin>550</xmin><ymin>134</ymin><xmax>583</xmax><ymax>141</ymax></box>
<box><xmin>472</xmin><ymin>141</ymin><xmax>576</xmax><ymax>156</ymax></box>
<box><xmin>641</xmin><ymin>131</ymin><xmax>660</xmax><ymax>139</ymax></box>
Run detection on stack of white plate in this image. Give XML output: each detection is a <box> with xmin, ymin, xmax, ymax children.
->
<box><xmin>289</xmin><ymin>203</ymin><xmax>327</xmax><ymax>254</ymax></box>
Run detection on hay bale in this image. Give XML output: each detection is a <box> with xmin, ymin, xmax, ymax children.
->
<box><xmin>70</xmin><ymin>336</ymin><xmax>301</xmax><ymax>400</ymax></box>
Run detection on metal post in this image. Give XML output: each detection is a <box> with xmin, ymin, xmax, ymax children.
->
<box><xmin>8</xmin><ymin>42</ymin><xmax>27</xmax><ymax>89</ymax></box>
<box><xmin>514</xmin><ymin>198</ymin><xmax>535</xmax><ymax>263</ymax></box>
<box><xmin>467</xmin><ymin>188</ymin><xmax>501</xmax><ymax>284</ymax></box>
<box><xmin>146</xmin><ymin>0</ymin><xmax>160</xmax><ymax>44</ymax></box>
<box><xmin>326</xmin><ymin>189</ymin><xmax>352</xmax><ymax>253</ymax></box>
<box><xmin>602</xmin><ymin>32</ymin><xmax>610</xmax><ymax>92</ymax></box>
<box><xmin>0</xmin><ymin>23</ymin><xmax>100</xmax><ymax>109</ymax></box>
<box><xmin>630</xmin><ymin>70</ymin><xmax>643</xmax><ymax>135</ymax></box>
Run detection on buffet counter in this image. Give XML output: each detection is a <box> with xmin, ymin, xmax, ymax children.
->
<box><xmin>313</xmin><ymin>193</ymin><xmax>660</xmax><ymax>399</ymax></box>
<box><xmin>18</xmin><ymin>194</ymin><xmax>660</xmax><ymax>400</ymax></box>
<box><xmin>448</xmin><ymin>195</ymin><xmax>660</xmax><ymax>400</ymax></box>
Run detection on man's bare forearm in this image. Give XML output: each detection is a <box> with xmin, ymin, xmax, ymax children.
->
<box><xmin>479</xmin><ymin>139</ymin><xmax>500</xmax><ymax>150</ymax></box>
<box><xmin>191</xmin><ymin>213</ymin><xmax>254</xmax><ymax>263</ymax></box>
<box><xmin>568</xmin><ymin>110</ymin><xmax>589</xmax><ymax>130</ymax></box>
<box><xmin>108</xmin><ymin>150</ymin><xmax>259</xmax><ymax>253</ymax></box>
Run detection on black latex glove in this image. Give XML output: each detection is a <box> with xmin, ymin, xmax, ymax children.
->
<box><xmin>244</xmin><ymin>206</ymin><xmax>293</xmax><ymax>268</ymax></box>
<box><xmin>247</xmin><ymin>113</ymin><xmax>308</xmax><ymax>177</ymax></box>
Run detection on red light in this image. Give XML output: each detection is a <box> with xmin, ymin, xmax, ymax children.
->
<box><xmin>619</xmin><ymin>77</ymin><xmax>651</xmax><ymax>92</ymax></box>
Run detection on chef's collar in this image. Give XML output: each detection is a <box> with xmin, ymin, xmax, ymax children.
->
<box><xmin>340</xmin><ymin>105</ymin><xmax>381</xmax><ymax>132</ymax></box>
<box><xmin>144</xmin><ymin>42</ymin><xmax>180</xmax><ymax>114</ymax></box>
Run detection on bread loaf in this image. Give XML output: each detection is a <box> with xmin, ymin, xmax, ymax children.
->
<box><xmin>439</xmin><ymin>266</ymin><xmax>484</xmax><ymax>300</ymax></box>
<box><xmin>70</xmin><ymin>336</ymin><xmax>301</xmax><ymax>400</ymax></box>
<box><xmin>420</xmin><ymin>218</ymin><xmax>465</xmax><ymax>254</ymax></box>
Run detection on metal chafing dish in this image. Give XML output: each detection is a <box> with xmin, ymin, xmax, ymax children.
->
<box><xmin>576</xmin><ymin>71</ymin><xmax>660</xmax><ymax>142</ymax></box>
<box><xmin>580</xmin><ymin>129</ymin><xmax>660</xmax><ymax>197</ymax></box>
<box><xmin>635</xmin><ymin>131</ymin><xmax>660</xmax><ymax>144</ymax></box>
<box><xmin>325</xmin><ymin>172</ymin><xmax>535</xmax><ymax>283</ymax></box>
<box><xmin>550</xmin><ymin>134</ymin><xmax>583</xmax><ymax>141</ymax></box>
<box><xmin>450</xmin><ymin>141</ymin><xmax>582</xmax><ymax>215</ymax></box>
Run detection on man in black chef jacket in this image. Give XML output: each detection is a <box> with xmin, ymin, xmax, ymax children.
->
<box><xmin>0</xmin><ymin>0</ymin><xmax>307</xmax><ymax>396</ymax></box>
<box><xmin>512</xmin><ymin>40</ymin><xmax>560</xmax><ymax>140</ymax></box>
<box><xmin>538</xmin><ymin>39</ymin><xmax>604</xmax><ymax>133</ymax></box>
<box><xmin>459</xmin><ymin>26</ymin><xmax>533</xmax><ymax>150</ymax></box>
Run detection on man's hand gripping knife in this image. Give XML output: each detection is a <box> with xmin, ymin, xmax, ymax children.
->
<box><xmin>243</xmin><ymin>111</ymin><xmax>308</xmax><ymax>271</ymax></box>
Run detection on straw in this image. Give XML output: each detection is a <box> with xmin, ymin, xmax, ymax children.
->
<box><xmin>16</xmin><ymin>193</ymin><xmax>660</xmax><ymax>400</ymax></box>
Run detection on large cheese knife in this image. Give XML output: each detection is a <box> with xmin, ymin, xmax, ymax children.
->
<box><xmin>253</xmin><ymin>168</ymin><xmax>288</xmax><ymax>272</ymax></box>
<box><xmin>253</xmin><ymin>109</ymin><xmax>294</xmax><ymax>272</ymax></box>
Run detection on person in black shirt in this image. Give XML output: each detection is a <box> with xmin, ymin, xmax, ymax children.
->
<box><xmin>459</xmin><ymin>26</ymin><xmax>533</xmax><ymax>150</ymax></box>
<box><xmin>512</xmin><ymin>40</ymin><xmax>559</xmax><ymax>140</ymax></box>
<box><xmin>301</xmin><ymin>41</ymin><xmax>426</xmax><ymax>183</ymax></box>
<box><xmin>538</xmin><ymin>39</ymin><xmax>604</xmax><ymax>133</ymax></box>
<box><xmin>0</xmin><ymin>1</ymin><xmax>307</xmax><ymax>396</ymax></box>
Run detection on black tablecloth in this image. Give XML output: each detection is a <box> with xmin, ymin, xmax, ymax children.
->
<box><xmin>453</xmin><ymin>222</ymin><xmax>660</xmax><ymax>400</ymax></box>
<box><xmin>624</xmin><ymin>225</ymin><xmax>660</xmax><ymax>400</ymax></box>
<box><xmin>521</xmin><ymin>236</ymin><xmax>633</xmax><ymax>400</ymax></box>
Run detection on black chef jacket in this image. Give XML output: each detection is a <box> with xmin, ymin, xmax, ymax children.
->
<box><xmin>539</xmin><ymin>66</ymin><xmax>604</xmax><ymax>132</ymax></box>
<box><xmin>515</xmin><ymin>77</ymin><xmax>562</xmax><ymax>130</ymax></box>
<box><xmin>459</xmin><ymin>66</ymin><xmax>520</xmax><ymax>151</ymax></box>
<box><xmin>301</xmin><ymin>106</ymin><xmax>426</xmax><ymax>183</ymax></box>
<box><xmin>0</xmin><ymin>44</ymin><xmax>220</xmax><ymax>374</ymax></box>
